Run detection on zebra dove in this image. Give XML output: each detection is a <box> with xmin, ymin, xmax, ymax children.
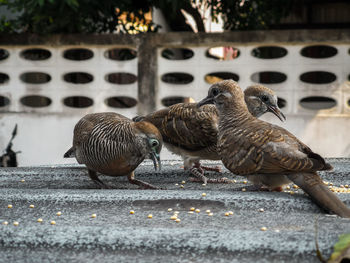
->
<box><xmin>64</xmin><ymin>112</ymin><xmax>162</xmax><ymax>189</ymax></box>
<box><xmin>197</xmin><ymin>80</ymin><xmax>350</xmax><ymax>217</ymax></box>
<box><xmin>134</xmin><ymin>84</ymin><xmax>285</xmax><ymax>184</ymax></box>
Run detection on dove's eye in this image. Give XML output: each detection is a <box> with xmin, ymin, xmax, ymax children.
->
<box><xmin>212</xmin><ymin>88</ymin><xmax>219</xmax><ymax>96</ymax></box>
<box><xmin>261</xmin><ymin>95</ymin><xmax>269</xmax><ymax>102</ymax></box>
<box><xmin>149</xmin><ymin>138</ymin><xmax>159</xmax><ymax>148</ymax></box>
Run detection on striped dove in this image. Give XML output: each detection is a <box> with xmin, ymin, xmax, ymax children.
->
<box><xmin>64</xmin><ymin>112</ymin><xmax>162</xmax><ymax>189</ymax></box>
<box><xmin>134</xmin><ymin>84</ymin><xmax>285</xmax><ymax>184</ymax></box>
<box><xmin>197</xmin><ymin>80</ymin><xmax>350</xmax><ymax>217</ymax></box>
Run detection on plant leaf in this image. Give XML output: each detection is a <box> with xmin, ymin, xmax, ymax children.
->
<box><xmin>329</xmin><ymin>233</ymin><xmax>350</xmax><ymax>263</ymax></box>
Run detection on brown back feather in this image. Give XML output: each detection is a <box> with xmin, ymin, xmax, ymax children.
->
<box><xmin>139</xmin><ymin>103</ymin><xmax>218</xmax><ymax>152</ymax></box>
<box><xmin>219</xmin><ymin>114</ymin><xmax>332</xmax><ymax>175</ymax></box>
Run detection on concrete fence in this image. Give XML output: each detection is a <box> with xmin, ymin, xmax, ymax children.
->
<box><xmin>0</xmin><ymin>30</ymin><xmax>350</xmax><ymax>165</ymax></box>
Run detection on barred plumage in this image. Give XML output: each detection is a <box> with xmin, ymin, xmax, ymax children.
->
<box><xmin>64</xmin><ymin>112</ymin><xmax>162</xmax><ymax>189</ymax></box>
<box><xmin>197</xmin><ymin>80</ymin><xmax>350</xmax><ymax>217</ymax></box>
<box><xmin>134</xmin><ymin>84</ymin><xmax>285</xmax><ymax>184</ymax></box>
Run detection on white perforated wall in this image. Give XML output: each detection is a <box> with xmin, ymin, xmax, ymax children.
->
<box><xmin>157</xmin><ymin>44</ymin><xmax>350</xmax><ymax>116</ymax></box>
<box><xmin>0</xmin><ymin>46</ymin><xmax>138</xmax><ymax>116</ymax></box>
<box><xmin>0</xmin><ymin>40</ymin><xmax>349</xmax><ymax>166</ymax></box>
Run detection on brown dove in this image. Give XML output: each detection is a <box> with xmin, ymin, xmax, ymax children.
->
<box><xmin>197</xmin><ymin>80</ymin><xmax>350</xmax><ymax>217</ymax></box>
<box><xmin>64</xmin><ymin>112</ymin><xmax>162</xmax><ymax>189</ymax></box>
<box><xmin>134</xmin><ymin>84</ymin><xmax>285</xmax><ymax>184</ymax></box>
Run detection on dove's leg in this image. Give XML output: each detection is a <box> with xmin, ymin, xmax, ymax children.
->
<box><xmin>189</xmin><ymin>167</ymin><xmax>208</xmax><ymax>184</ymax></box>
<box><xmin>199</xmin><ymin>165</ymin><xmax>222</xmax><ymax>173</ymax></box>
<box><xmin>88</xmin><ymin>169</ymin><xmax>110</xmax><ymax>189</ymax></box>
<box><xmin>287</xmin><ymin>172</ymin><xmax>350</xmax><ymax>218</ymax></box>
<box><xmin>189</xmin><ymin>176</ymin><xmax>233</xmax><ymax>184</ymax></box>
<box><xmin>127</xmin><ymin>172</ymin><xmax>158</xmax><ymax>189</ymax></box>
<box><xmin>183</xmin><ymin>157</ymin><xmax>221</xmax><ymax>173</ymax></box>
<box><xmin>193</xmin><ymin>161</ymin><xmax>221</xmax><ymax>173</ymax></box>
<box><xmin>184</xmin><ymin>158</ymin><xmax>227</xmax><ymax>184</ymax></box>
<box><xmin>183</xmin><ymin>157</ymin><xmax>207</xmax><ymax>184</ymax></box>
<box><xmin>189</xmin><ymin>165</ymin><xmax>231</xmax><ymax>184</ymax></box>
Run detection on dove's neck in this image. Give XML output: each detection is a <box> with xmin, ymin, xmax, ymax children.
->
<box><xmin>217</xmin><ymin>98</ymin><xmax>254</xmax><ymax>130</ymax></box>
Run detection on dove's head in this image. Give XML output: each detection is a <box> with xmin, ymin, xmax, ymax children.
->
<box><xmin>197</xmin><ymin>80</ymin><xmax>245</xmax><ymax>112</ymax></box>
<box><xmin>135</xmin><ymin>121</ymin><xmax>163</xmax><ymax>171</ymax></box>
<box><xmin>244</xmin><ymin>84</ymin><xmax>285</xmax><ymax>122</ymax></box>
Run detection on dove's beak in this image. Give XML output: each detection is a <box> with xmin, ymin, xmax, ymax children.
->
<box><xmin>268</xmin><ymin>105</ymin><xmax>286</xmax><ymax>122</ymax></box>
<box><xmin>151</xmin><ymin>152</ymin><xmax>161</xmax><ymax>171</ymax></box>
<box><xmin>197</xmin><ymin>96</ymin><xmax>214</xmax><ymax>108</ymax></box>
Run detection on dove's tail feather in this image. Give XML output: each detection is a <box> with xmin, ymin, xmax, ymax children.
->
<box><xmin>307</xmin><ymin>151</ymin><xmax>333</xmax><ymax>171</ymax></box>
<box><xmin>287</xmin><ymin>172</ymin><xmax>350</xmax><ymax>218</ymax></box>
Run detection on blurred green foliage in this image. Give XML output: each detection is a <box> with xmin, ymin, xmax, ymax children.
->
<box><xmin>0</xmin><ymin>0</ymin><xmax>160</xmax><ymax>33</ymax></box>
<box><xmin>0</xmin><ymin>0</ymin><xmax>293</xmax><ymax>34</ymax></box>
<box><xmin>206</xmin><ymin>0</ymin><xmax>293</xmax><ymax>30</ymax></box>
<box><xmin>329</xmin><ymin>233</ymin><xmax>350</xmax><ymax>262</ymax></box>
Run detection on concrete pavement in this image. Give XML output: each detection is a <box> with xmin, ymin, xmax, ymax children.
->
<box><xmin>0</xmin><ymin>159</ymin><xmax>350</xmax><ymax>262</ymax></box>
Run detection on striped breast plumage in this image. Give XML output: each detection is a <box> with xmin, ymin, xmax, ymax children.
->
<box><xmin>73</xmin><ymin>112</ymin><xmax>142</xmax><ymax>175</ymax></box>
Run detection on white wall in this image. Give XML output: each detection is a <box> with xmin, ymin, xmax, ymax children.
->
<box><xmin>0</xmin><ymin>42</ymin><xmax>349</xmax><ymax>166</ymax></box>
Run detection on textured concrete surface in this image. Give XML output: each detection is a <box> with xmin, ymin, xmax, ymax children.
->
<box><xmin>0</xmin><ymin>159</ymin><xmax>350</xmax><ymax>262</ymax></box>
